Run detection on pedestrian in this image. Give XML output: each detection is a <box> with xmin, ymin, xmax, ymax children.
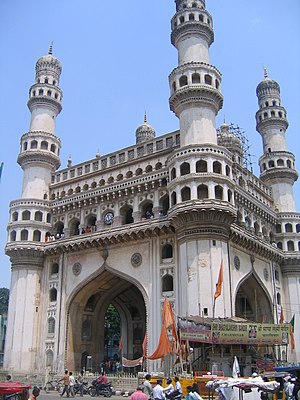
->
<box><xmin>29</xmin><ymin>387</ymin><xmax>40</xmax><ymax>400</ymax></box>
<box><xmin>143</xmin><ymin>374</ymin><xmax>153</xmax><ymax>399</ymax></box>
<box><xmin>6</xmin><ymin>375</ymin><xmax>12</xmax><ymax>382</ymax></box>
<box><xmin>60</xmin><ymin>370</ymin><xmax>70</xmax><ymax>398</ymax></box>
<box><xmin>69</xmin><ymin>372</ymin><xmax>75</xmax><ymax>397</ymax></box>
<box><xmin>130</xmin><ymin>386</ymin><xmax>149</xmax><ymax>400</ymax></box>
<box><xmin>185</xmin><ymin>386</ymin><xmax>197</xmax><ymax>400</ymax></box>
<box><xmin>77</xmin><ymin>370</ymin><xmax>84</xmax><ymax>396</ymax></box>
<box><xmin>152</xmin><ymin>379</ymin><xmax>165</xmax><ymax>400</ymax></box>
<box><xmin>285</xmin><ymin>378</ymin><xmax>296</xmax><ymax>400</ymax></box>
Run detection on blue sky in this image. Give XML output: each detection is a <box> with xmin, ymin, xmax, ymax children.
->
<box><xmin>0</xmin><ymin>0</ymin><xmax>299</xmax><ymax>288</ymax></box>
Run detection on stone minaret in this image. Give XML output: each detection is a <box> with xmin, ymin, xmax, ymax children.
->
<box><xmin>169</xmin><ymin>0</ymin><xmax>223</xmax><ymax>146</ymax></box>
<box><xmin>4</xmin><ymin>47</ymin><xmax>63</xmax><ymax>372</ymax></box>
<box><xmin>256</xmin><ymin>69</ymin><xmax>298</xmax><ymax>212</ymax></box>
<box><xmin>18</xmin><ymin>44</ymin><xmax>62</xmax><ymax>199</ymax></box>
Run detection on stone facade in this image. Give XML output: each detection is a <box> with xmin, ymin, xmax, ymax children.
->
<box><xmin>4</xmin><ymin>0</ymin><xmax>300</xmax><ymax>376</ymax></box>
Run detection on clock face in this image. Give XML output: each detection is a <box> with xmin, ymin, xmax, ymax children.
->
<box><xmin>104</xmin><ymin>211</ymin><xmax>114</xmax><ymax>225</ymax></box>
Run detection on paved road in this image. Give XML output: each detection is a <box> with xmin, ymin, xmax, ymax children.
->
<box><xmin>39</xmin><ymin>390</ymin><xmax>128</xmax><ymax>400</ymax></box>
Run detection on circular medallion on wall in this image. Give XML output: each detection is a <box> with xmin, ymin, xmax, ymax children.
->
<box><xmin>73</xmin><ymin>262</ymin><xmax>82</xmax><ymax>276</ymax></box>
<box><xmin>234</xmin><ymin>255</ymin><xmax>240</xmax><ymax>270</ymax></box>
<box><xmin>131</xmin><ymin>253</ymin><xmax>142</xmax><ymax>267</ymax></box>
<box><xmin>263</xmin><ymin>268</ymin><xmax>269</xmax><ymax>281</ymax></box>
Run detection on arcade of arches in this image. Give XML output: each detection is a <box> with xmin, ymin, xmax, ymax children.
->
<box><xmin>67</xmin><ymin>270</ymin><xmax>146</xmax><ymax>371</ymax></box>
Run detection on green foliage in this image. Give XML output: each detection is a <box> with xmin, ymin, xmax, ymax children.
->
<box><xmin>104</xmin><ymin>304</ymin><xmax>121</xmax><ymax>341</ymax></box>
<box><xmin>0</xmin><ymin>288</ymin><xmax>9</xmax><ymax>315</ymax></box>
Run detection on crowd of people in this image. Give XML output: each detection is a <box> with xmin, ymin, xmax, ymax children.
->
<box><xmin>129</xmin><ymin>375</ymin><xmax>203</xmax><ymax>400</ymax></box>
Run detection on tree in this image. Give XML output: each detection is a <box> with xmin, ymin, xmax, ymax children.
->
<box><xmin>0</xmin><ymin>288</ymin><xmax>9</xmax><ymax>315</ymax></box>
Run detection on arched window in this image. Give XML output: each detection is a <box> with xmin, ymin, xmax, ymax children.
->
<box><xmin>21</xmin><ymin>229</ymin><xmax>28</xmax><ymax>240</ymax></box>
<box><xmin>215</xmin><ymin>79</ymin><xmax>220</xmax><ymax>89</ymax></box>
<box><xmin>298</xmin><ymin>242</ymin><xmax>300</xmax><ymax>251</ymax></box>
<box><xmin>142</xmin><ymin>202</ymin><xmax>154</xmax><ymax>219</ymax></box>
<box><xmin>213</xmin><ymin>161</ymin><xmax>222</xmax><ymax>174</ymax></box>
<box><xmin>181</xmin><ymin>186</ymin><xmax>191</xmax><ymax>201</ymax></box>
<box><xmin>287</xmin><ymin>241</ymin><xmax>295</xmax><ymax>251</ymax></box>
<box><xmin>171</xmin><ymin>192</ymin><xmax>177</xmax><ymax>206</ymax></box>
<box><xmin>99</xmin><ymin>179</ymin><xmax>105</xmax><ymax>186</ymax></box>
<box><xmin>179</xmin><ymin>75</ymin><xmax>188</xmax><ymax>87</ymax></box>
<box><xmin>41</xmin><ymin>141</ymin><xmax>48</xmax><ymax>150</ymax></box>
<box><xmin>22</xmin><ymin>210</ymin><xmax>31</xmax><ymax>220</ymax></box>
<box><xmin>215</xmin><ymin>185</ymin><xmax>223</xmax><ymax>200</ymax></box>
<box><xmin>69</xmin><ymin>219</ymin><xmax>80</xmax><ymax>236</ymax></box>
<box><xmin>287</xmin><ymin>160</ymin><xmax>291</xmax><ymax>168</ymax></box>
<box><xmin>189</xmin><ymin>13</ymin><xmax>195</xmax><ymax>21</ymax></box>
<box><xmin>172</xmin><ymin>81</ymin><xmax>176</xmax><ymax>93</ymax></box>
<box><xmin>162</xmin><ymin>243</ymin><xmax>173</xmax><ymax>259</ymax></box>
<box><xmin>225</xmin><ymin>165</ymin><xmax>230</xmax><ymax>176</ymax></box>
<box><xmin>180</xmin><ymin>162</ymin><xmax>190</xmax><ymax>176</ymax></box>
<box><xmin>48</xmin><ymin>317</ymin><xmax>55</xmax><ymax>334</ymax></box>
<box><xmin>35</xmin><ymin>211</ymin><xmax>43</xmax><ymax>221</ymax></box>
<box><xmin>145</xmin><ymin>165</ymin><xmax>152</xmax><ymax>173</ymax></box>
<box><xmin>125</xmin><ymin>208</ymin><xmax>134</xmax><ymax>224</ymax></box>
<box><xmin>254</xmin><ymin>222</ymin><xmax>260</xmax><ymax>235</ymax></box>
<box><xmin>277</xmin><ymin>242</ymin><xmax>283</xmax><ymax>250</ymax></box>
<box><xmin>75</xmin><ymin>186</ymin><xmax>81</xmax><ymax>193</ymax></box>
<box><xmin>245</xmin><ymin>217</ymin><xmax>251</xmax><ymax>230</ymax></box>
<box><xmin>296</xmin><ymin>224</ymin><xmax>300</xmax><ymax>233</ymax></box>
<box><xmin>10</xmin><ymin>231</ymin><xmax>16</xmax><ymax>241</ymax></box>
<box><xmin>197</xmin><ymin>184</ymin><xmax>208</xmax><ymax>199</ymax></box>
<box><xmin>47</xmin><ymin>90</ymin><xmax>52</xmax><ymax>97</ymax></box>
<box><xmin>162</xmin><ymin>274</ymin><xmax>174</xmax><ymax>292</ymax></box>
<box><xmin>86</xmin><ymin>215</ymin><xmax>97</xmax><ymax>231</ymax></box>
<box><xmin>155</xmin><ymin>162</ymin><xmax>163</xmax><ymax>170</ymax></box>
<box><xmin>83</xmin><ymin>184</ymin><xmax>89</xmax><ymax>191</ymax></box>
<box><xmin>179</xmin><ymin>16</ymin><xmax>185</xmax><ymax>24</ymax></box>
<box><xmin>196</xmin><ymin>160</ymin><xmax>207</xmax><ymax>172</ymax></box>
<box><xmin>192</xmin><ymin>73</ymin><xmax>200</xmax><ymax>83</ymax></box>
<box><xmin>46</xmin><ymin>350</ymin><xmax>54</xmax><ymax>368</ymax></box>
<box><xmin>276</xmin><ymin>293</ymin><xmax>281</xmax><ymax>305</ymax></box>
<box><xmin>12</xmin><ymin>211</ymin><xmax>18</xmax><ymax>221</ymax></box>
<box><xmin>171</xmin><ymin>167</ymin><xmax>176</xmax><ymax>180</ymax></box>
<box><xmin>228</xmin><ymin>189</ymin><xmax>233</xmax><ymax>203</ymax></box>
<box><xmin>276</xmin><ymin>224</ymin><xmax>282</xmax><ymax>233</ymax></box>
<box><xmin>33</xmin><ymin>230</ymin><xmax>41</xmax><ymax>241</ymax></box>
<box><xmin>54</xmin><ymin>221</ymin><xmax>64</xmax><ymax>237</ymax></box>
<box><xmin>51</xmin><ymin>263</ymin><xmax>59</xmax><ymax>275</ymax></box>
<box><xmin>136</xmin><ymin>168</ymin><xmax>143</xmax><ymax>176</ymax></box>
<box><xmin>204</xmin><ymin>74</ymin><xmax>212</xmax><ymax>85</ymax></box>
<box><xmin>285</xmin><ymin>223</ymin><xmax>293</xmax><ymax>233</ymax></box>
<box><xmin>117</xmin><ymin>173</ymin><xmax>124</xmax><ymax>181</ymax></box>
<box><xmin>268</xmin><ymin>160</ymin><xmax>275</xmax><ymax>168</ymax></box>
<box><xmin>31</xmin><ymin>140</ymin><xmax>38</xmax><ymax>149</ymax></box>
<box><xmin>199</xmin><ymin>14</ymin><xmax>204</xmax><ymax>22</ymax></box>
<box><xmin>49</xmin><ymin>287</ymin><xmax>57</xmax><ymax>302</ymax></box>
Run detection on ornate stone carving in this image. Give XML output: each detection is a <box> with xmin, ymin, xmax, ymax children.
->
<box><xmin>131</xmin><ymin>253</ymin><xmax>142</xmax><ymax>267</ymax></box>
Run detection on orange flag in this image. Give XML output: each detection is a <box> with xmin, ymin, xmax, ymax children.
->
<box><xmin>214</xmin><ymin>261</ymin><xmax>223</xmax><ymax>300</ymax></box>
<box><xmin>147</xmin><ymin>324</ymin><xmax>171</xmax><ymax>360</ymax></box>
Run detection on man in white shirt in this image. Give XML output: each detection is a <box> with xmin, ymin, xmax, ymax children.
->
<box><xmin>153</xmin><ymin>380</ymin><xmax>165</xmax><ymax>400</ymax></box>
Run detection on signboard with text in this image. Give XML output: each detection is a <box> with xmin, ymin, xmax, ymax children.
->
<box><xmin>180</xmin><ymin>323</ymin><xmax>290</xmax><ymax>345</ymax></box>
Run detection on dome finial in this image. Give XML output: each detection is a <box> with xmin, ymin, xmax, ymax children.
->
<box><xmin>48</xmin><ymin>41</ymin><xmax>53</xmax><ymax>55</ymax></box>
<box><xmin>144</xmin><ymin>111</ymin><xmax>147</xmax><ymax>124</ymax></box>
<box><xmin>264</xmin><ymin>66</ymin><xmax>268</xmax><ymax>79</ymax></box>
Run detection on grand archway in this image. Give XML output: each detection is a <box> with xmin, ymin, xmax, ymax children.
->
<box><xmin>235</xmin><ymin>273</ymin><xmax>273</xmax><ymax>323</ymax></box>
<box><xmin>66</xmin><ymin>270</ymin><xmax>146</xmax><ymax>371</ymax></box>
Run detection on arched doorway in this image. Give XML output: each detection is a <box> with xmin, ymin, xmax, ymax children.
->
<box><xmin>67</xmin><ymin>270</ymin><xmax>146</xmax><ymax>372</ymax></box>
<box><xmin>235</xmin><ymin>274</ymin><xmax>273</xmax><ymax>323</ymax></box>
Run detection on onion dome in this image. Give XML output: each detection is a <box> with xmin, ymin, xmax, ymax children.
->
<box><xmin>256</xmin><ymin>68</ymin><xmax>280</xmax><ymax>96</ymax></box>
<box><xmin>35</xmin><ymin>43</ymin><xmax>62</xmax><ymax>82</ymax></box>
<box><xmin>135</xmin><ymin>113</ymin><xmax>156</xmax><ymax>144</ymax></box>
<box><xmin>218</xmin><ymin>121</ymin><xmax>241</xmax><ymax>147</ymax></box>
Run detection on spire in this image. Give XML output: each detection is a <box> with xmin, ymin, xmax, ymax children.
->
<box><xmin>48</xmin><ymin>41</ymin><xmax>53</xmax><ymax>55</ymax></box>
<box><xmin>144</xmin><ymin>111</ymin><xmax>147</xmax><ymax>124</ymax></box>
<box><xmin>264</xmin><ymin>67</ymin><xmax>268</xmax><ymax>79</ymax></box>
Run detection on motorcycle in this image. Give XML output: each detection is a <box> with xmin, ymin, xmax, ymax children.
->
<box><xmin>74</xmin><ymin>380</ymin><xmax>89</xmax><ymax>396</ymax></box>
<box><xmin>89</xmin><ymin>381</ymin><xmax>113</xmax><ymax>397</ymax></box>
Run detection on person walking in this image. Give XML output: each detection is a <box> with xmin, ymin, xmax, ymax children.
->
<box><xmin>60</xmin><ymin>370</ymin><xmax>70</xmax><ymax>398</ymax></box>
<box><xmin>69</xmin><ymin>372</ymin><xmax>75</xmax><ymax>397</ymax></box>
<box><xmin>143</xmin><ymin>374</ymin><xmax>153</xmax><ymax>399</ymax></box>
<box><xmin>77</xmin><ymin>370</ymin><xmax>84</xmax><ymax>396</ymax></box>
